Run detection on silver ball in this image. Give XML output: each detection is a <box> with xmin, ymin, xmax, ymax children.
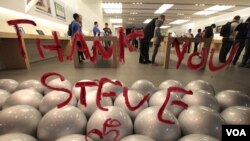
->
<box><xmin>221</xmin><ymin>106</ymin><xmax>250</xmax><ymax>125</ymax></box>
<box><xmin>77</xmin><ymin>90</ymin><xmax>112</xmax><ymax>118</ymax></box>
<box><xmin>3</xmin><ymin>89</ymin><xmax>43</xmax><ymax>109</ymax></box>
<box><xmin>0</xmin><ymin>133</ymin><xmax>37</xmax><ymax>141</ymax></box>
<box><xmin>0</xmin><ymin>105</ymin><xmax>42</xmax><ymax>136</ymax></box>
<box><xmin>72</xmin><ymin>80</ymin><xmax>98</xmax><ymax>100</ymax></box>
<box><xmin>120</xmin><ymin>134</ymin><xmax>155</xmax><ymax>141</ymax></box>
<box><xmin>182</xmin><ymin>90</ymin><xmax>220</xmax><ymax>111</ymax></box>
<box><xmin>87</xmin><ymin>106</ymin><xmax>133</xmax><ymax>141</ymax></box>
<box><xmin>0</xmin><ymin>79</ymin><xmax>19</xmax><ymax>93</ymax></box>
<box><xmin>102</xmin><ymin>81</ymin><xmax>124</xmax><ymax>100</ymax></box>
<box><xmin>185</xmin><ymin>80</ymin><xmax>215</xmax><ymax>95</ymax></box>
<box><xmin>178</xmin><ymin>106</ymin><xmax>225</xmax><ymax>139</ymax></box>
<box><xmin>37</xmin><ymin>105</ymin><xmax>87</xmax><ymax>141</ymax></box>
<box><xmin>179</xmin><ymin>134</ymin><xmax>219</xmax><ymax>141</ymax></box>
<box><xmin>159</xmin><ymin>80</ymin><xmax>183</xmax><ymax>90</ymax></box>
<box><xmin>17</xmin><ymin>80</ymin><xmax>44</xmax><ymax>94</ymax></box>
<box><xmin>39</xmin><ymin>90</ymin><xmax>77</xmax><ymax>115</ymax></box>
<box><xmin>131</xmin><ymin>80</ymin><xmax>157</xmax><ymax>96</ymax></box>
<box><xmin>55</xmin><ymin>134</ymin><xmax>94</xmax><ymax>141</ymax></box>
<box><xmin>44</xmin><ymin>78</ymin><xmax>72</xmax><ymax>94</ymax></box>
<box><xmin>0</xmin><ymin>89</ymin><xmax>10</xmax><ymax>110</ymax></box>
<box><xmin>215</xmin><ymin>90</ymin><xmax>250</xmax><ymax>110</ymax></box>
<box><xmin>134</xmin><ymin>106</ymin><xmax>181</xmax><ymax>141</ymax></box>
<box><xmin>149</xmin><ymin>90</ymin><xmax>183</xmax><ymax>116</ymax></box>
<box><xmin>114</xmin><ymin>90</ymin><xmax>148</xmax><ymax>120</ymax></box>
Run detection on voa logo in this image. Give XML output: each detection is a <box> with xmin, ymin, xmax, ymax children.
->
<box><xmin>226</xmin><ymin>129</ymin><xmax>247</xmax><ymax>136</ymax></box>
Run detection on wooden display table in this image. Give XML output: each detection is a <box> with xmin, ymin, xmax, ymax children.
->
<box><xmin>0</xmin><ymin>32</ymin><xmax>70</xmax><ymax>70</ymax></box>
<box><xmin>163</xmin><ymin>37</ymin><xmax>212</xmax><ymax>69</ymax></box>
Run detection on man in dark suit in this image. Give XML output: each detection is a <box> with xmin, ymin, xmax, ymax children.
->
<box><xmin>139</xmin><ymin>15</ymin><xmax>165</xmax><ymax>64</ymax></box>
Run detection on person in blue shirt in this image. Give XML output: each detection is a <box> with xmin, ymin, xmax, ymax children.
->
<box><xmin>71</xmin><ymin>13</ymin><xmax>84</xmax><ymax>62</ymax></box>
<box><xmin>239</xmin><ymin>19</ymin><xmax>250</xmax><ymax>68</ymax></box>
<box><xmin>93</xmin><ymin>21</ymin><xmax>100</xmax><ymax>37</ymax></box>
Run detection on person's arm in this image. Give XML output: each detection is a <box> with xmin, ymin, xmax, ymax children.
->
<box><xmin>156</xmin><ymin>28</ymin><xmax>163</xmax><ymax>42</ymax></box>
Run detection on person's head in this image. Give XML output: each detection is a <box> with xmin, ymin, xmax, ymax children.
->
<box><xmin>158</xmin><ymin>14</ymin><xmax>165</xmax><ymax>22</ymax></box>
<box><xmin>94</xmin><ymin>21</ymin><xmax>98</xmax><ymax>27</ymax></box>
<box><xmin>211</xmin><ymin>24</ymin><xmax>216</xmax><ymax>29</ymax></box>
<box><xmin>188</xmin><ymin>29</ymin><xmax>192</xmax><ymax>33</ymax></box>
<box><xmin>198</xmin><ymin>28</ymin><xmax>201</xmax><ymax>33</ymax></box>
<box><xmin>155</xmin><ymin>19</ymin><xmax>163</xmax><ymax>27</ymax></box>
<box><xmin>233</xmin><ymin>15</ymin><xmax>241</xmax><ymax>23</ymax></box>
<box><xmin>245</xmin><ymin>16</ymin><xmax>250</xmax><ymax>23</ymax></box>
<box><xmin>105</xmin><ymin>23</ymin><xmax>108</xmax><ymax>28</ymax></box>
<box><xmin>73</xmin><ymin>13</ymin><xmax>81</xmax><ymax>22</ymax></box>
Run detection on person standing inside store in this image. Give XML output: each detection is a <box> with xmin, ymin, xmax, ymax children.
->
<box><xmin>219</xmin><ymin>15</ymin><xmax>241</xmax><ymax>63</ymax></box>
<box><xmin>93</xmin><ymin>21</ymin><xmax>101</xmax><ymax>37</ymax></box>
<box><xmin>204</xmin><ymin>24</ymin><xmax>216</xmax><ymax>38</ymax></box>
<box><xmin>71</xmin><ymin>13</ymin><xmax>85</xmax><ymax>62</ymax></box>
<box><xmin>139</xmin><ymin>14</ymin><xmax>165</xmax><ymax>64</ymax></box>
<box><xmin>184</xmin><ymin>29</ymin><xmax>194</xmax><ymax>53</ymax></box>
<box><xmin>151</xmin><ymin>19</ymin><xmax>164</xmax><ymax>66</ymax></box>
<box><xmin>103</xmin><ymin>23</ymin><xmax>112</xmax><ymax>50</ymax></box>
<box><xmin>233</xmin><ymin>17</ymin><xmax>250</xmax><ymax>65</ymax></box>
<box><xmin>194</xmin><ymin>28</ymin><xmax>202</xmax><ymax>52</ymax></box>
<box><xmin>239</xmin><ymin>20</ymin><xmax>250</xmax><ymax>68</ymax></box>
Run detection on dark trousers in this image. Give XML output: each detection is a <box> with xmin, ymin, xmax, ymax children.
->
<box><xmin>232</xmin><ymin>39</ymin><xmax>246</xmax><ymax>64</ymax></box>
<box><xmin>152</xmin><ymin>44</ymin><xmax>160</xmax><ymax>64</ymax></box>
<box><xmin>194</xmin><ymin>42</ymin><xmax>199</xmax><ymax>52</ymax></box>
<box><xmin>77</xmin><ymin>41</ymin><xmax>85</xmax><ymax>61</ymax></box>
<box><xmin>240</xmin><ymin>38</ymin><xmax>250</xmax><ymax>65</ymax></box>
<box><xmin>219</xmin><ymin>38</ymin><xmax>233</xmax><ymax>62</ymax></box>
<box><xmin>139</xmin><ymin>39</ymin><xmax>150</xmax><ymax>63</ymax></box>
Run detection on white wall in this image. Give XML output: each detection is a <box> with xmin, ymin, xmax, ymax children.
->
<box><xmin>168</xmin><ymin>7</ymin><xmax>250</xmax><ymax>39</ymax></box>
<box><xmin>0</xmin><ymin>0</ymin><xmax>103</xmax><ymax>36</ymax></box>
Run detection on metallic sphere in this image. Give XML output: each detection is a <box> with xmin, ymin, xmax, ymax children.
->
<box><xmin>37</xmin><ymin>105</ymin><xmax>87</xmax><ymax>141</ymax></box>
<box><xmin>185</xmin><ymin>80</ymin><xmax>215</xmax><ymax>95</ymax></box>
<box><xmin>39</xmin><ymin>90</ymin><xmax>77</xmax><ymax>114</ymax></box>
<box><xmin>134</xmin><ymin>106</ymin><xmax>181</xmax><ymax>141</ymax></box>
<box><xmin>221</xmin><ymin>106</ymin><xmax>250</xmax><ymax>125</ymax></box>
<box><xmin>17</xmin><ymin>80</ymin><xmax>44</xmax><ymax>94</ymax></box>
<box><xmin>87</xmin><ymin>106</ymin><xmax>133</xmax><ymax>141</ymax></box>
<box><xmin>0</xmin><ymin>105</ymin><xmax>42</xmax><ymax>136</ymax></box>
<box><xmin>3</xmin><ymin>89</ymin><xmax>43</xmax><ymax>109</ymax></box>
<box><xmin>120</xmin><ymin>134</ymin><xmax>155</xmax><ymax>141</ymax></box>
<box><xmin>114</xmin><ymin>90</ymin><xmax>148</xmax><ymax>120</ymax></box>
<box><xmin>215</xmin><ymin>90</ymin><xmax>250</xmax><ymax>110</ymax></box>
<box><xmin>131</xmin><ymin>80</ymin><xmax>157</xmax><ymax>96</ymax></box>
<box><xmin>0</xmin><ymin>133</ymin><xmax>37</xmax><ymax>141</ymax></box>
<box><xmin>0</xmin><ymin>79</ymin><xmax>19</xmax><ymax>93</ymax></box>
<box><xmin>178</xmin><ymin>106</ymin><xmax>225</xmax><ymax>139</ymax></box>
<box><xmin>179</xmin><ymin>134</ymin><xmax>219</xmax><ymax>141</ymax></box>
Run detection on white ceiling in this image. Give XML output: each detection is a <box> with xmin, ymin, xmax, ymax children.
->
<box><xmin>102</xmin><ymin>0</ymin><xmax>250</xmax><ymax>28</ymax></box>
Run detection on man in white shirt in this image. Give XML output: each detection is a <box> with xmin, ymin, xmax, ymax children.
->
<box><xmin>219</xmin><ymin>15</ymin><xmax>240</xmax><ymax>63</ymax></box>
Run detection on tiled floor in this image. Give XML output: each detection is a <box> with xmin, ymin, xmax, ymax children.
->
<box><xmin>0</xmin><ymin>47</ymin><xmax>250</xmax><ymax>95</ymax></box>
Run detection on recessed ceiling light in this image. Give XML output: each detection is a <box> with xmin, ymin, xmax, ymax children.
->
<box><xmin>194</xmin><ymin>5</ymin><xmax>235</xmax><ymax>15</ymax></box>
<box><xmin>154</xmin><ymin>4</ymin><xmax>174</xmax><ymax>14</ymax></box>
<box><xmin>110</xmin><ymin>18</ymin><xmax>123</xmax><ymax>24</ymax></box>
<box><xmin>170</xmin><ymin>20</ymin><xmax>189</xmax><ymax>25</ymax></box>
<box><xmin>102</xmin><ymin>3</ymin><xmax>122</xmax><ymax>14</ymax></box>
<box><xmin>133</xmin><ymin>2</ymin><xmax>143</xmax><ymax>5</ymax></box>
<box><xmin>177</xmin><ymin>13</ymin><xmax>184</xmax><ymax>16</ymax></box>
<box><xmin>143</xmin><ymin>19</ymin><xmax>152</xmax><ymax>24</ymax></box>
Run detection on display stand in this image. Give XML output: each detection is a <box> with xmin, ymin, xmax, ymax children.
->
<box><xmin>163</xmin><ymin>37</ymin><xmax>212</xmax><ymax>69</ymax></box>
<box><xmin>0</xmin><ymin>32</ymin><xmax>70</xmax><ymax>70</ymax></box>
